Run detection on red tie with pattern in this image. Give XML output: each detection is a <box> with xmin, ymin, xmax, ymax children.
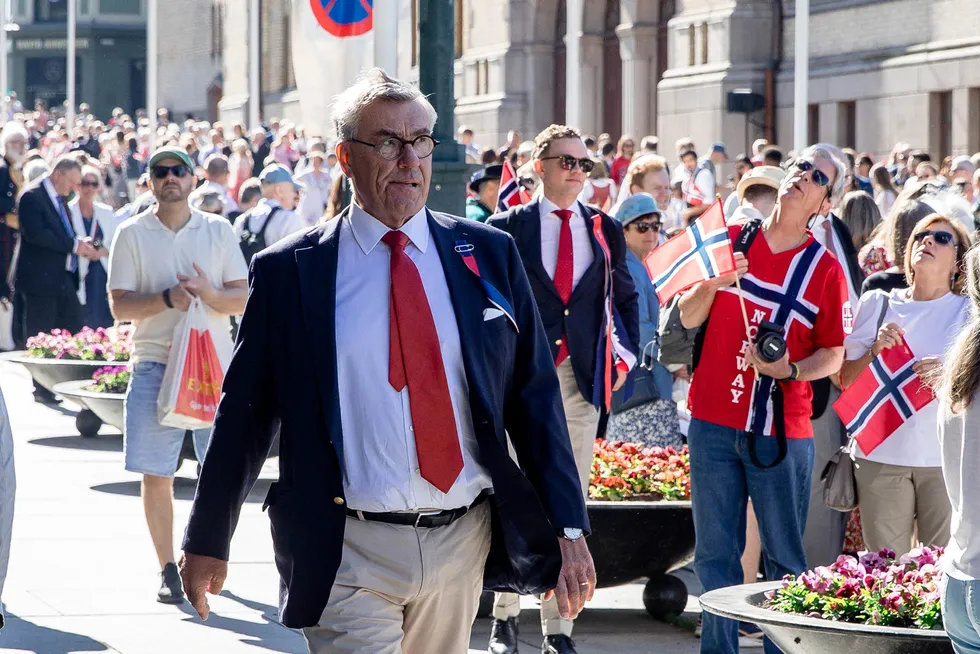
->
<box><xmin>553</xmin><ymin>209</ymin><xmax>574</xmax><ymax>366</ymax></box>
<box><xmin>383</xmin><ymin>230</ymin><xmax>464</xmax><ymax>494</ymax></box>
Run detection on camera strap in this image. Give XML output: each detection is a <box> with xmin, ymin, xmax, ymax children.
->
<box><xmin>747</xmin><ymin>379</ymin><xmax>788</xmax><ymax>469</ymax></box>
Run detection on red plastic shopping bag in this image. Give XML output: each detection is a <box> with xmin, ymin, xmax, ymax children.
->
<box><xmin>158</xmin><ymin>298</ymin><xmax>230</xmax><ymax>429</ymax></box>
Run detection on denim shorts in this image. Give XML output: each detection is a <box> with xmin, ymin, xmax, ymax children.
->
<box><xmin>123</xmin><ymin>361</ymin><xmax>211</xmax><ymax>477</ymax></box>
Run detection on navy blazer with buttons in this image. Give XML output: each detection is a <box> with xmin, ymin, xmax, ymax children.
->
<box><xmin>181</xmin><ymin>208</ymin><xmax>589</xmax><ymax>629</ymax></box>
<box><xmin>487</xmin><ymin>199</ymin><xmax>640</xmax><ymax>407</ymax></box>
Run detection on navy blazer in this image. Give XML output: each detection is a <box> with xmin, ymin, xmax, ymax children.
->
<box><xmin>182</xmin><ymin>208</ymin><xmax>589</xmax><ymax>629</ymax></box>
<box><xmin>487</xmin><ymin>199</ymin><xmax>640</xmax><ymax>407</ymax></box>
<box><xmin>13</xmin><ymin>179</ymin><xmax>77</xmax><ymax>296</ymax></box>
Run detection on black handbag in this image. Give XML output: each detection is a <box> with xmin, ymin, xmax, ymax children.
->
<box><xmin>611</xmin><ymin>341</ymin><xmax>661</xmax><ymax>414</ymax></box>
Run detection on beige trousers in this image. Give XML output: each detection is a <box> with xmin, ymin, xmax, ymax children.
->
<box><xmin>854</xmin><ymin>459</ymin><xmax>951</xmax><ymax>556</ymax></box>
<box><xmin>303</xmin><ymin>502</ymin><xmax>492</xmax><ymax>654</ymax></box>
<box><xmin>492</xmin><ymin>359</ymin><xmax>598</xmax><ymax>637</ymax></box>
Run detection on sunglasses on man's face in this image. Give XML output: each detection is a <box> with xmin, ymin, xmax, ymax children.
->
<box><xmin>913</xmin><ymin>229</ymin><xmax>956</xmax><ymax>247</ymax></box>
<box><xmin>151</xmin><ymin>164</ymin><xmax>192</xmax><ymax>180</ymax></box>
<box><xmin>793</xmin><ymin>159</ymin><xmax>831</xmax><ymax>188</ymax></box>
<box><xmin>631</xmin><ymin>221</ymin><xmax>661</xmax><ymax>234</ymax></box>
<box><xmin>540</xmin><ymin>154</ymin><xmax>595</xmax><ymax>174</ymax></box>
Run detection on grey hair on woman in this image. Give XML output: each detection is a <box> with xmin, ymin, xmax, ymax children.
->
<box><xmin>798</xmin><ymin>143</ymin><xmax>849</xmax><ymax>208</ymax></box>
<box><xmin>938</xmin><ymin>247</ymin><xmax>980</xmax><ymax>414</ymax></box>
<box><xmin>0</xmin><ymin>121</ymin><xmax>28</xmax><ymax>151</ymax></box>
<box><xmin>330</xmin><ymin>68</ymin><xmax>437</xmax><ymax>142</ymax></box>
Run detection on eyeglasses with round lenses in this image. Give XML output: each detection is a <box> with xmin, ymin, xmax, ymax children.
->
<box><xmin>350</xmin><ymin>135</ymin><xmax>438</xmax><ymax>161</ymax></box>
<box><xmin>540</xmin><ymin>154</ymin><xmax>595</xmax><ymax>174</ymax></box>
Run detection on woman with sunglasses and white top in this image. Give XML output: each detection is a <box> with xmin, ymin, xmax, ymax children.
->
<box><xmin>840</xmin><ymin>214</ymin><xmax>972</xmax><ymax>556</ymax></box>
<box><xmin>69</xmin><ymin>165</ymin><xmax>119</xmax><ymax>328</ymax></box>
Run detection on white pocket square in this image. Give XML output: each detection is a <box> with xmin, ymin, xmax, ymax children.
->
<box><xmin>483</xmin><ymin>308</ymin><xmax>505</xmax><ymax>322</ymax></box>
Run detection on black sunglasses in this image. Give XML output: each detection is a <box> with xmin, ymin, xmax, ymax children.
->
<box><xmin>80</xmin><ymin>179</ymin><xmax>99</xmax><ymax>188</ymax></box>
<box><xmin>793</xmin><ymin>159</ymin><xmax>830</xmax><ymax>188</ymax></box>
<box><xmin>151</xmin><ymin>164</ymin><xmax>192</xmax><ymax>179</ymax></box>
<box><xmin>540</xmin><ymin>155</ymin><xmax>595</xmax><ymax>173</ymax></box>
<box><xmin>913</xmin><ymin>229</ymin><xmax>956</xmax><ymax>247</ymax></box>
<box><xmin>631</xmin><ymin>221</ymin><xmax>661</xmax><ymax>234</ymax></box>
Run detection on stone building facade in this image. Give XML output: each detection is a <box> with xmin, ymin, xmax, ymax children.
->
<box><xmin>209</xmin><ymin>0</ymin><xmax>980</xmax><ymax>163</ymax></box>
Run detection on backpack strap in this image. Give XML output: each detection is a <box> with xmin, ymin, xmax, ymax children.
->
<box><xmin>258</xmin><ymin>206</ymin><xmax>282</xmax><ymax>241</ymax></box>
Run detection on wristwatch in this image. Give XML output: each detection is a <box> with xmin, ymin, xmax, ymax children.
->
<box><xmin>781</xmin><ymin>362</ymin><xmax>800</xmax><ymax>382</ymax></box>
<box><xmin>561</xmin><ymin>528</ymin><xmax>584</xmax><ymax>542</ymax></box>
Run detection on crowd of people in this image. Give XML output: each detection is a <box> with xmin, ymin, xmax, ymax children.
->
<box><xmin>3</xmin><ymin>74</ymin><xmax>980</xmax><ymax>654</ymax></box>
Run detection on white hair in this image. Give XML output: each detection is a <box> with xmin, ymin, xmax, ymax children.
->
<box><xmin>919</xmin><ymin>188</ymin><xmax>975</xmax><ymax>234</ymax></box>
<box><xmin>23</xmin><ymin>159</ymin><xmax>49</xmax><ymax>183</ymax></box>
<box><xmin>799</xmin><ymin>143</ymin><xmax>848</xmax><ymax>207</ymax></box>
<box><xmin>0</xmin><ymin>121</ymin><xmax>28</xmax><ymax>150</ymax></box>
<box><xmin>330</xmin><ymin>67</ymin><xmax>437</xmax><ymax>142</ymax></box>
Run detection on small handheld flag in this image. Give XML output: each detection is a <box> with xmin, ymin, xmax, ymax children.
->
<box><xmin>495</xmin><ymin>160</ymin><xmax>532</xmax><ymax>212</ymax></box>
<box><xmin>644</xmin><ymin>198</ymin><xmax>735</xmax><ymax>304</ymax></box>
<box><xmin>833</xmin><ymin>335</ymin><xmax>935</xmax><ymax>455</ymax></box>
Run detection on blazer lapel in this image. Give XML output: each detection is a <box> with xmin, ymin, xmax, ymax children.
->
<box><xmin>569</xmin><ymin>202</ymin><xmax>605</xmax><ymax>305</ymax></box>
<box><xmin>295</xmin><ymin>214</ymin><xmax>346</xmax><ymax>469</ymax></box>
<box><xmin>427</xmin><ymin>210</ymin><xmax>494</xmax><ymax>421</ymax></box>
<box><xmin>520</xmin><ymin>200</ymin><xmax>562</xmax><ymax>302</ymax></box>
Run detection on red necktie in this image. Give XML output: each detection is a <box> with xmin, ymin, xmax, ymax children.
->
<box><xmin>553</xmin><ymin>209</ymin><xmax>574</xmax><ymax>366</ymax></box>
<box><xmin>383</xmin><ymin>231</ymin><xmax>464</xmax><ymax>494</ymax></box>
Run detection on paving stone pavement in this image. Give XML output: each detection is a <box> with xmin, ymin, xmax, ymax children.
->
<box><xmin>0</xmin><ymin>361</ymin><xmax>704</xmax><ymax>653</ymax></box>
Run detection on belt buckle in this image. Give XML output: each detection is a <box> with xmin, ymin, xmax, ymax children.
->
<box><xmin>414</xmin><ymin>510</ymin><xmax>443</xmax><ymax>528</ymax></box>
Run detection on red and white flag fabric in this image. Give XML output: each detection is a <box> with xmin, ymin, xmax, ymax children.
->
<box><xmin>644</xmin><ymin>199</ymin><xmax>735</xmax><ymax>304</ymax></box>
<box><xmin>495</xmin><ymin>160</ymin><xmax>532</xmax><ymax>211</ymax></box>
<box><xmin>833</xmin><ymin>335</ymin><xmax>935</xmax><ymax>455</ymax></box>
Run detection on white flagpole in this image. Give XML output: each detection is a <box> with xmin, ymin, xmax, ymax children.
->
<box><xmin>248</xmin><ymin>0</ymin><xmax>260</xmax><ymax>129</ymax></box>
<box><xmin>66</xmin><ymin>0</ymin><xmax>76</xmax><ymax>137</ymax></box>
<box><xmin>0</xmin><ymin>1</ymin><xmax>7</xmax><ymax>110</ymax></box>
<box><xmin>146</xmin><ymin>0</ymin><xmax>157</xmax><ymax>149</ymax></box>
<box><xmin>793</xmin><ymin>0</ymin><xmax>809</xmax><ymax>152</ymax></box>
<box><xmin>373</xmin><ymin>2</ymin><xmax>398</xmax><ymax>74</ymax></box>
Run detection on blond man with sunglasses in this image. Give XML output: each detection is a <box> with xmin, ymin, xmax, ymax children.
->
<box><xmin>487</xmin><ymin>125</ymin><xmax>640</xmax><ymax>654</ymax></box>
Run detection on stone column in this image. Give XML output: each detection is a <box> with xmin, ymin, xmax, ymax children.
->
<box><xmin>523</xmin><ymin>43</ymin><xmax>556</xmax><ymax>136</ymax></box>
<box><xmin>618</xmin><ymin>24</ymin><xmax>658</xmax><ymax>137</ymax></box>
<box><xmin>564</xmin><ymin>0</ymin><xmax>584</xmax><ymax>130</ymax></box>
<box><xmin>579</xmin><ymin>34</ymin><xmax>603</xmax><ymax>134</ymax></box>
<box><xmin>951</xmin><ymin>87</ymin><xmax>974</xmax><ymax>157</ymax></box>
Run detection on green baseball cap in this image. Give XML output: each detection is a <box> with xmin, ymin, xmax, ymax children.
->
<box><xmin>147</xmin><ymin>146</ymin><xmax>196</xmax><ymax>171</ymax></box>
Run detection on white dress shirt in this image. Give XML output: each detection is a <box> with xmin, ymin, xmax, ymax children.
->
<box><xmin>232</xmin><ymin>198</ymin><xmax>304</xmax><ymax>246</ymax></box>
<box><xmin>42</xmin><ymin>176</ymin><xmax>77</xmax><ymax>271</ymax></box>
<box><xmin>538</xmin><ymin>197</ymin><xmax>595</xmax><ymax>289</ymax></box>
<box><xmin>335</xmin><ymin>203</ymin><xmax>492</xmax><ymax>512</ymax></box>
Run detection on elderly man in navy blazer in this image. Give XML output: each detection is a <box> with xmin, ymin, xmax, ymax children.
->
<box><xmin>178</xmin><ymin>69</ymin><xmax>594</xmax><ymax>654</ymax></box>
<box><xmin>487</xmin><ymin>125</ymin><xmax>640</xmax><ymax>654</ymax></box>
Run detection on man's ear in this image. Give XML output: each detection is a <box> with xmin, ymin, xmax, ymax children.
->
<box><xmin>532</xmin><ymin>159</ymin><xmax>544</xmax><ymax>176</ymax></box>
<box><xmin>336</xmin><ymin>142</ymin><xmax>353</xmax><ymax>177</ymax></box>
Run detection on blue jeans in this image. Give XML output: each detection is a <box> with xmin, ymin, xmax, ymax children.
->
<box><xmin>689</xmin><ymin>418</ymin><xmax>814</xmax><ymax>654</ymax></box>
<box><xmin>943</xmin><ymin>575</ymin><xmax>980</xmax><ymax>653</ymax></box>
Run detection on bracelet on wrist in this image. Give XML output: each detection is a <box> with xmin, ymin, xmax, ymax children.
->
<box><xmin>162</xmin><ymin>288</ymin><xmax>173</xmax><ymax>309</ymax></box>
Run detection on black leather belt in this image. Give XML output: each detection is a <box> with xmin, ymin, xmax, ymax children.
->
<box><xmin>346</xmin><ymin>491</ymin><xmax>488</xmax><ymax>528</ymax></box>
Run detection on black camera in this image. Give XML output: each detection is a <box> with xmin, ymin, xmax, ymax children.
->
<box><xmin>755</xmin><ymin>320</ymin><xmax>787</xmax><ymax>363</ymax></box>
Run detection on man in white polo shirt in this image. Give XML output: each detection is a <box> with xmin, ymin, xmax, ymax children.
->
<box><xmin>107</xmin><ymin>146</ymin><xmax>248</xmax><ymax>605</ymax></box>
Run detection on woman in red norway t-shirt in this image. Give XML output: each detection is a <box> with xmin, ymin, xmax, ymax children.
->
<box><xmin>676</xmin><ymin>146</ymin><xmax>849</xmax><ymax>654</ymax></box>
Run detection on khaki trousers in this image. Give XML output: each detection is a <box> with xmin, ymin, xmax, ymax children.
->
<box><xmin>303</xmin><ymin>502</ymin><xmax>491</xmax><ymax>654</ymax></box>
<box><xmin>492</xmin><ymin>359</ymin><xmax>598</xmax><ymax>637</ymax></box>
<box><xmin>853</xmin><ymin>459</ymin><xmax>951</xmax><ymax>556</ymax></box>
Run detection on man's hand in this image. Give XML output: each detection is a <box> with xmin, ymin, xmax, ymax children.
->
<box><xmin>542</xmin><ymin>537</ymin><xmax>596</xmax><ymax>620</ymax></box>
<box><xmin>744</xmin><ymin>344</ymin><xmax>792</xmax><ymax>380</ymax></box>
<box><xmin>179</xmin><ymin>553</ymin><xmax>228</xmax><ymax>621</ymax></box>
<box><xmin>178</xmin><ymin>263</ymin><xmax>217</xmax><ymax>305</ymax></box>
<box><xmin>612</xmin><ymin>367</ymin><xmax>628</xmax><ymax>391</ymax></box>
<box><xmin>709</xmin><ymin>251</ymin><xmax>748</xmax><ymax>290</ymax></box>
<box><xmin>167</xmin><ymin>282</ymin><xmax>194</xmax><ymax>312</ymax></box>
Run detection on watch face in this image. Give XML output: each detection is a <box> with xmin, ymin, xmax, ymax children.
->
<box><xmin>563</xmin><ymin>528</ymin><xmax>583</xmax><ymax>541</ymax></box>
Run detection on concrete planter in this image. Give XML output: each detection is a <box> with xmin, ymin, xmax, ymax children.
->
<box><xmin>700</xmin><ymin>581</ymin><xmax>953</xmax><ymax>654</ymax></box>
<box><xmin>587</xmin><ymin>500</ymin><xmax>695</xmax><ymax>618</ymax></box>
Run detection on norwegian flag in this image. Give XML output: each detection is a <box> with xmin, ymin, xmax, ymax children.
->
<box><xmin>833</xmin><ymin>336</ymin><xmax>935</xmax><ymax>455</ymax></box>
<box><xmin>495</xmin><ymin>159</ymin><xmax>532</xmax><ymax>211</ymax></box>
<box><xmin>645</xmin><ymin>198</ymin><xmax>735</xmax><ymax>304</ymax></box>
